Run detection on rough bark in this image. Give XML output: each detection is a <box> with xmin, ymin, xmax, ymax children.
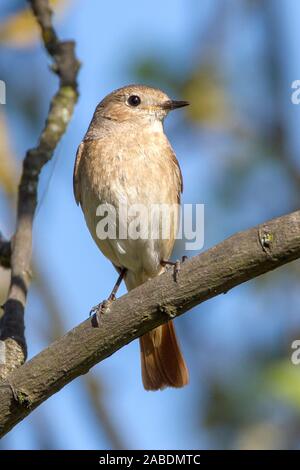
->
<box><xmin>0</xmin><ymin>209</ymin><xmax>299</xmax><ymax>437</ymax></box>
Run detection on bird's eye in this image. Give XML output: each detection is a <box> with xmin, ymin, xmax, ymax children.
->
<box><xmin>128</xmin><ymin>95</ymin><xmax>141</xmax><ymax>107</ymax></box>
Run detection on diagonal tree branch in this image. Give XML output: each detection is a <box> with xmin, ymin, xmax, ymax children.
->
<box><xmin>0</xmin><ymin>209</ymin><xmax>299</xmax><ymax>437</ymax></box>
<box><xmin>0</xmin><ymin>0</ymin><xmax>80</xmax><ymax>380</ymax></box>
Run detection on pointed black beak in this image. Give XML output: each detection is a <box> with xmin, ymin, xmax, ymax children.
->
<box><xmin>162</xmin><ymin>100</ymin><xmax>190</xmax><ymax>110</ymax></box>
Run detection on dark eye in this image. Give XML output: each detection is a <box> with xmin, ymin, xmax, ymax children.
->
<box><xmin>128</xmin><ymin>95</ymin><xmax>141</xmax><ymax>107</ymax></box>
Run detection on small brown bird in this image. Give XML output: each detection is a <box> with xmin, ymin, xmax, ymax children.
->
<box><xmin>73</xmin><ymin>84</ymin><xmax>189</xmax><ymax>390</ymax></box>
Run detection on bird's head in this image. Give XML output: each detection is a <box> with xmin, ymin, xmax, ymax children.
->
<box><xmin>95</xmin><ymin>84</ymin><xmax>189</xmax><ymax>125</ymax></box>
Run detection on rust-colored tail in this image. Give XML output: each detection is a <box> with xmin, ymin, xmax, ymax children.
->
<box><xmin>139</xmin><ymin>321</ymin><xmax>189</xmax><ymax>391</ymax></box>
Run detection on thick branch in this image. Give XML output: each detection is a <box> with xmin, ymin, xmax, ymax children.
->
<box><xmin>0</xmin><ymin>209</ymin><xmax>299</xmax><ymax>437</ymax></box>
<box><xmin>0</xmin><ymin>0</ymin><xmax>80</xmax><ymax>379</ymax></box>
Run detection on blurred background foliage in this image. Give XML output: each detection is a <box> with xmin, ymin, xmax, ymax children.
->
<box><xmin>1</xmin><ymin>0</ymin><xmax>300</xmax><ymax>450</ymax></box>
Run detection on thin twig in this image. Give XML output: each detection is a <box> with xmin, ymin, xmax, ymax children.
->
<box><xmin>0</xmin><ymin>0</ymin><xmax>80</xmax><ymax>380</ymax></box>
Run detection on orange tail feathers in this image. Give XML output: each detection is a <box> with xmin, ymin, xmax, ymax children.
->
<box><xmin>139</xmin><ymin>321</ymin><xmax>189</xmax><ymax>391</ymax></box>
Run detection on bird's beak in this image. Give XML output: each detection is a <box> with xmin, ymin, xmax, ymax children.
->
<box><xmin>161</xmin><ymin>100</ymin><xmax>190</xmax><ymax>110</ymax></box>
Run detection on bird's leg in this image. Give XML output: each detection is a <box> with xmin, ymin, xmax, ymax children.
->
<box><xmin>161</xmin><ymin>256</ymin><xmax>188</xmax><ymax>282</ymax></box>
<box><xmin>90</xmin><ymin>268</ymin><xmax>127</xmax><ymax>326</ymax></box>
<box><xmin>107</xmin><ymin>267</ymin><xmax>127</xmax><ymax>302</ymax></box>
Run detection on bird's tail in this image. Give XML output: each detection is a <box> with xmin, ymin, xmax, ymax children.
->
<box><xmin>139</xmin><ymin>321</ymin><xmax>189</xmax><ymax>391</ymax></box>
<box><xmin>125</xmin><ymin>270</ymin><xmax>188</xmax><ymax>391</ymax></box>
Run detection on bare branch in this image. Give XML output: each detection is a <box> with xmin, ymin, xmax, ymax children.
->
<box><xmin>0</xmin><ymin>0</ymin><xmax>80</xmax><ymax>379</ymax></box>
<box><xmin>0</xmin><ymin>233</ymin><xmax>11</xmax><ymax>269</ymax></box>
<box><xmin>0</xmin><ymin>209</ymin><xmax>299</xmax><ymax>437</ymax></box>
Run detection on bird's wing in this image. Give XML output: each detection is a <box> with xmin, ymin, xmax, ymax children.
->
<box><xmin>73</xmin><ymin>141</ymin><xmax>84</xmax><ymax>205</ymax></box>
<box><xmin>169</xmin><ymin>145</ymin><xmax>183</xmax><ymax>203</ymax></box>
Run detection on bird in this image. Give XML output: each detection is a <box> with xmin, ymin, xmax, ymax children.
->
<box><xmin>73</xmin><ymin>84</ymin><xmax>189</xmax><ymax>390</ymax></box>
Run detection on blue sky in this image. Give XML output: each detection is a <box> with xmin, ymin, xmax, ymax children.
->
<box><xmin>1</xmin><ymin>0</ymin><xmax>300</xmax><ymax>450</ymax></box>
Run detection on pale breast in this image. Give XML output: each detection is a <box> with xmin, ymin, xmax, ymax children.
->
<box><xmin>76</xmin><ymin>127</ymin><xmax>182</xmax><ymax>282</ymax></box>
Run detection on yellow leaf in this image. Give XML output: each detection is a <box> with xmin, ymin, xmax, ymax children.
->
<box><xmin>0</xmin><ymin>0</ymin><xmax>70</xmax><ymax>48</ymax></box>
<box><xmin>265</xmin><ymin>359</ymin><xmax>300</xmax><ymax>410</ymax></box>
<box><xmin>0</xmin><ymin>110</ymin><xmax>18</xmax><ymax>195</ymax></box>
<box><xmin>182</xmin><ymin>63</ymin><xmax>231</xmax><ymax>126</ymax></box>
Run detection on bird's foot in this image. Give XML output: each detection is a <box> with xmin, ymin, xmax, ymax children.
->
<box><xmin>90</xmin><ymin>297</ymin><xmax>114</xmax><ymax>327</ymax></box>
<box><xmin>161</xmin><ymin>256</ymin><xmax>188</xmax><ymax>282</ymax></box>
<box><xmin>89</xmin><ymin>268</ymin><xmax>126</xmax><ymax>327</ymax></box>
